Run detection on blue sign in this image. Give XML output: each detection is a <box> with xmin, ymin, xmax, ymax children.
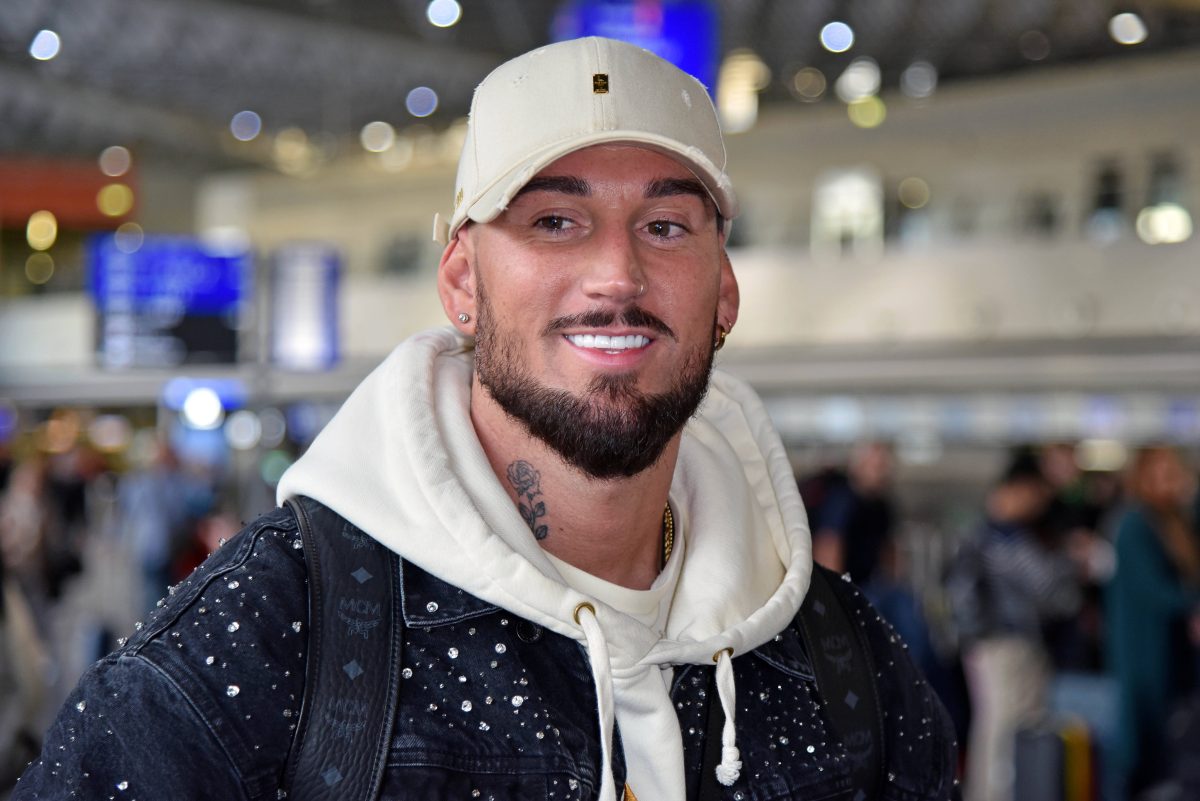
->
<box><xmin>88</xmin><ymin>235</ymin><xmax>249</xmax><ymax>314</ymax></box>
<box><xmin>552</xmin><ymin>0</ymin><xmax>719</xmax><ymax>92</ymax></box>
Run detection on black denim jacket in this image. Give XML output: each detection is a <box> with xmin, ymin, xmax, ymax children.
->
<box><xmin>15</xmin><ymin>507</ymin><xmax>957</xmax><ymax>801</ymax></box>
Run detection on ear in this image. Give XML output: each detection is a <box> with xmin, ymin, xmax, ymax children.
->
<box><xmin>716</xmin><ymin>248</ymin><xmax>739</xmax><ymax>333</ymax></box>
<box><xmin>437</xmin><ymin>227</ymin><xmax>476</xmax><ymax>334</ymax></box>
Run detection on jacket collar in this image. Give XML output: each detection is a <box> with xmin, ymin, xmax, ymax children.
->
<box><xmin>400</xmin><ymin>559</ymin><xmax>498</xmax><ymax>628</ymax></box>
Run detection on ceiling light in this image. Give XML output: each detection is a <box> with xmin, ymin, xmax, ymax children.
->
<box><xmin>1109</xmin><ymin>12</ymin><xmax>1147</xmax><ymax>46</ymax></box>
<box><xmin>29</xmin><ymin>29</ymin><xmax>61</xmax><ymax>61</ymax></box>
<box><xmin>360</xmin><ymin>121</ymin><xmax>396</xmax><ymax>152</ymax></box>
<box><xmin>790</xmin><ymin>67</ymin><xmax>826</xmax><ymax>102</ymax></box>
<box><xmin>820</xmin><ymin>21</ymin><xmax>854</xmax><ymax>54</ymax></box>
<box><xmin>230</xmin><ymin>110</ymin><xmax>263</xmax><ymax>142</ymax></box>
<box><xmin>847</xmin><ymin>96</ymin><xmax>887</xmax><ymax>129</ymax></box>
<box><xmin>901</xmin><ymin>61</ymin><xmax>938</xmax><ymax>99</ymax></box>
<box><xmin>835</xmin><ymin>57</ymin><xmax>880</xmax><ymax>103</ymax></box>
<box><xmin>182</xmin><ymin>388</ymin><xmax>224</xmax><ymax>430</ymax></box>
<box><xmin>26</xmin><ymin>210</ymin><xmax>58</xmax><ymax>251</ymax></box>
<box><xmin>406</xmin><ymin>87</ymin><xmax>439</xmax><ymax>118</ymax></box>
<box><xmin>1136</xmin><ymin>203</ymin><xmax>1193</xmax><ymax>244</ymax></box>
<box><xmin>99</xmin><ymin>145</ymin><xmax>132</xmax><ymax>177</ymax></box>
<box><xmin>426</xmin><ymin>0</ymin><xmax>462</xmax><ymax>28</ymax></box>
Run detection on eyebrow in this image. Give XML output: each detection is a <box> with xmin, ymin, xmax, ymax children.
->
<box><xmin>645</xmin><ymin>177</ymin><xmax>709</xmax><ymax>205</ymax></box>
<box><xmin>512</xmin><ymin>175</ymin><xmax>590</xmax><ymax>200</ymax></box>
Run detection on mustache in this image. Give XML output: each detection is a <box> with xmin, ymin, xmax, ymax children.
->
<box><xmin>543</xmin><ymin>306</ymin><xmax>676</xmax><ymax>340</ymax></box>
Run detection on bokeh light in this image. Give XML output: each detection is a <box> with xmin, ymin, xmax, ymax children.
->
<box><xmin>901</xmin><ymin>61</ymin><xmax>938</xmax><ymax>99</ymax></box>
<box><xmin>835</xmin><ymin>57</ymin><xmax>880</xmax><ymax>103</ymax></box>
<box><xmin>26</xmin><ymin>210</ymin><xmax>58</xmax><ymax>251</ymax></box>
<box><xmin>29</xmin><ymin>29</ymin><xmax>61</xmax><ymax>61</ymax></box>
<box><xmin>1136</xmin><ymin>203</ymin><xmax>1193</xmax><ymax>244</ymax></box>
<box><xmin>230</xmin><ymin>110</ymin><xmax>263</xmax><ymax>141</ymax></box>
<box><xmin>25</xmin><ymin>253</ymin><xmax>55</xmax><ymax>285</ymax></box>
<box><xmin>790</xmin><ymin>67</ymin><xmax>827</xmax><ymax>102</ymax></box>
<box><xmin>1019</xmin><ymin>30</ymin><xmax>1051</xmax><ymax>61</ymax></box>
<box><xmin>224</xmin><ymin>410</ymin><xmax>263</xmax><ymax>450</ymax></box>
<box><xmin>820</xmin><ymin>21</ymin><xmax>855</xmax><ymax>53</ymax></box>
<box><xmin>258</xmin><ymin>407</ymin><xmax>287</xmax><ymax>448</ymax></box>
<box><xmin>97</xmin><ymin>183</ymin><xmax>135</xmax><ymax>217</ymax></box>
<box><xmin>260</xmin><ymin>450</ymin><xmax>294</xmax><ymax>485</ymax></box>
<box><xmin>426</xmin><ymin>0</ymin><xmax>462</xmax><ymax>27</ymax></box>
<box><xmin>88</xmin><ymin>415</ymin><xmax>133</xmax><ymax>453</ymax></box>
<box><xmin>898</xmin><ymin>177</ymin><xmax>931</xmax><ymax>209</ymax></box>
<box><xmin>182</xmin><ymin>388</ymin><xmax>225</xmax><ymax>430</ymax></box>
<box><xmin>847</xmin><ymin>96</ymin><xmax>887</xmax><ymax>128</ymax></box>
<box><xmin>99</xmin><ymin>145</ymin><xmax>132</xmax><ymax>177</ymax></box>
<box><xmin>114</xmin><ymin>222</ymin><xmax>145</xmax><ymax>254</ymax></box>
<box><xmin>360</xmin><ymin>120</ymin><xmax>396</xmax><ymax>152</ymax></box>
<box><xmin>1109</xmin><ymin>12</ymin><xmax>1148</xmax><ymax>45</ymax></box>
<box><xmin>406</xmin><ymin>87</ymin><xmax>439</xmax><ymax>118</ymax></box>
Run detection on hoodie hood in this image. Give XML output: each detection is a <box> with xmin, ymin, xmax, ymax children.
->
<box><xmin>277</xmin><ymin>326</ymin><xmax>812</xmax><ymax>799</ymax></box>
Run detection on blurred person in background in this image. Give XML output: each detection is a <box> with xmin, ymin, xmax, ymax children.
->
<box><xmin>115</xmin><ymin>438</ymin><xmax>213</xmax><ymax>614</ymax></box>
<box><xmin>811</xmin><ymin>440</ymin><xmax>896</xmax><ymax>585</ymax></box>
<box><xmin>0</xmin><ymin>550</ymin><xmax>50</xmax><ymax>791</ymax></box>
<box><xmin>1106</xmin><ymin>446</ymin><xmax>1200</xmax><ymax>800</ymax></box>
<box><xmin>948</xmin><ymin>450</ymin><xmax>1093</xmax><ymax>801</ymax></box>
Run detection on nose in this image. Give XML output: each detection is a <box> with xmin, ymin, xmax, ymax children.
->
<box><xmin>578</xmin><ymin>226</ymin><xmax>645</xmax><ymax>303</ymax></box>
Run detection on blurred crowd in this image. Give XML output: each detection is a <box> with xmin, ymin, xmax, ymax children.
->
<box><xmin>0</xmin><ymin>433</ymin><xmax>240</xmax><ymax>790</ymax></box>
<box><xmin>1</xmin><ymin>430</ymin><xmax>1198</xmax><ymax>801</ymax></box>
<box><xmin>802</xmin><ymin>441</ymin><xmax>1200</xmax><ymax>801</ymax></box>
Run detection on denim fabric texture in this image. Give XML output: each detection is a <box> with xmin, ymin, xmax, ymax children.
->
<box><xmin>15</xmin><ymin>506</ymin><xmax>957</xmax><ymax>801</ymax></box>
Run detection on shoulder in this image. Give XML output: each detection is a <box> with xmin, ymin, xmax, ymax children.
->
<box><xmin>812</xmin><ymin>566</ymin><xmax>960</xmax><ymax>799</ymax></box>
<box><xmin>18</xmin><ymin>506</ymin><xmax>311</xmax><ymax>801</ymax></box>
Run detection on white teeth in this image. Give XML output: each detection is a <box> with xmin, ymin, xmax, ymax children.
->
<box><xmin>566</xmin><ymin>334</ymin><xmax>649</xmax><ymax>351</ymax></box>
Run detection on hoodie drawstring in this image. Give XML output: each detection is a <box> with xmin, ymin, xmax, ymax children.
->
<box><xmin>713</xmin><ymin>648</ymin><xmax>742</xmax><ymax>785</ymax></box>
<box><xmin>575</xmin><ymin>602</ymin><xmax>619</xmax><ymax>801</ymax></box>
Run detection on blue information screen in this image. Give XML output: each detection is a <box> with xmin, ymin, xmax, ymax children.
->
<box><xmin>88</xmin><ymin>235</ymin><xmax>248</xmax><ymax>314</ymax></box>
<box><xmin>552</xmin><ymin>0</ymin><xmax>719</xmax><ymax>92</ymax></box>
<box><xmin>87</xmin><ymin>234</ymin><xmax>251</xmax><ymax>367</ymax></box>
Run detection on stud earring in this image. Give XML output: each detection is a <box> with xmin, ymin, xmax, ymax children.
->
<box><xmin>458</xmin><ymin>313</ymin><xmax>471</xmax><ymax>324</ymax></box>
<box><xmin>714</xmin><ymin>325</ymin><xmax>729</xmax><ymax>351</ymax></box>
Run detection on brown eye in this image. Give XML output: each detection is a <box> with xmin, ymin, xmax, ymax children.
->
<box><xmin>647</xmin><ymin>220</ymin><xmax>684</xmax><ymax>238</ymax></box>
<box><xmin>535</xmin><ymin>215</ymin><xmax>570</xmax><ymax>231</ymax></box>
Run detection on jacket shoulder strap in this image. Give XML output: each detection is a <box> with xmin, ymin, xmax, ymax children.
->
<box><xmin>283</xmin><ymin>497</ymin><xmax>403</xmax><ymax>801</ymax></box>
<box><xmin>796</xmin><ymin>566</ymin><xmax>886</xmax><ymax>799</ymax></box>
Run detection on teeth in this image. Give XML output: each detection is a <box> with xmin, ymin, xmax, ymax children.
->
<box><xmin>566</xmin><ymin>334</ymin><xmax>649</xmax><ymax>351</ymax></box>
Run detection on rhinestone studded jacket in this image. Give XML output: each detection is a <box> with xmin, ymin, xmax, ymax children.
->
<box><xmin>15</xmin><ymin>505</ymin><xmax>958</xmax><ymax>801</ymax></box>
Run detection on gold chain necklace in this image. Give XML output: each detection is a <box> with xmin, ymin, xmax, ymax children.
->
<box><xmin>661</xmin><ymin>502</ymin><xmax>674</xmax><ymax>567</ymax></box>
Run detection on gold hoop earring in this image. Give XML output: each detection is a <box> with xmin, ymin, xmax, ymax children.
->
<box><xmin>714</xmin><ymin>325</ymin><xmax>728</xmax><ymax>351</ymax></box>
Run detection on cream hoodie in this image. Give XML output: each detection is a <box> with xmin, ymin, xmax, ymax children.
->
<box><xmin>277</xmin><ymin>327</ymin><xmax>812</xmax><ymax>801</ymax></box>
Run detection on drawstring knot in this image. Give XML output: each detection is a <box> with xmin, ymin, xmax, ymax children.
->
<box><xmin>712</xmin><ymin>648</ymin><xmax>742</xmax><ymax>785</ymax></box>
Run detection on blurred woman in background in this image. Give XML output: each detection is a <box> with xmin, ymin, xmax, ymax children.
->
<box><xmin>1106</xmin><ymin>446</ymin><xmax>1200</xmax><ymax>800</ymax></box>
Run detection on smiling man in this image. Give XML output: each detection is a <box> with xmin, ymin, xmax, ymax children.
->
<box><xmin>16</xmin><ymin>38</ymin><xmax>956</xmax><ymax>801</ymax></box>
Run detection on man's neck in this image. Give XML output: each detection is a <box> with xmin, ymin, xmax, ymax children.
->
<box><xmin>470</xmin><ymin>380</ymin><xmax>679</xmax><ymax>591</ymax></box>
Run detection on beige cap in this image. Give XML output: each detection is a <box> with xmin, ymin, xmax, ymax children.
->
<box><xmin>433</xmin><ymin>36</ymin><xmax>737</xmax><ymax>244</ymax></box>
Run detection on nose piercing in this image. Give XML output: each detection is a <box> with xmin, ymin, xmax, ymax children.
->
<box><xmin>458</xmin><ymin>313</ymin><xmax>471</xmax><ymax>323</ymax></box>
<box><xmin>637</xmin><ymin>283</ymin><xmax>646</xmax><ymax>297</ymax></box>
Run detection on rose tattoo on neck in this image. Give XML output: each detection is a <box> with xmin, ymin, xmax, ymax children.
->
<box><xmin>506</xmin><ymin>460</ymin><xmax>548</xmax><ymax>540</ymax></box>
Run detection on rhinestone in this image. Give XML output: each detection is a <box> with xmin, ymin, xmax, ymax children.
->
<box><xmin>511</xmin><ymin>695</ymin><xmax>524</xmax><ymax>707</ymax></box>
<box><xmin>494</xmin><ymin>643</ymin><xmax>507</xmax><ymax>654</ymax></box>
<box><xmin>461</xmin><ymin>700</ymin><xmax>472</xmax><ymax>712</ymax></box>
<box><xmin>226</xmin><ymin>685</ymin><xmax>240</xmax><ymax>697</ymax></box>
<box><xmin>401</xmin><ymin>667</ymin><xmax>413</xmax><ymax>679</ymax></box>
<box><xmin>227</xmin><ymin>622</ymin><xmax>240</xmax><ymax>633</ymax></box>
<box><xmin>292</xmin><ymin>621</ymin><xmax>302</xmax><ymax>633</ymax></box>
<box><xmin>448</xmin><ymin>647</ymin><xmax>459</xmax><ymax>659</ymax></box>
<box><xmin>425</xmin><ymin>601</ymin><xmax>439</xmax><ymax>613</ymax></box>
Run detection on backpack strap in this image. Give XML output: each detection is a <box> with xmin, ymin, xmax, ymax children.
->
<box><xmin>796</xmin><ymin>567</ymin><xmax>886</xmax><ymax>800</ymax></box>
<box><xmin>282</xmin><ymin>497</ymin><xmax>403</xmax><ymax>801</ymax></box>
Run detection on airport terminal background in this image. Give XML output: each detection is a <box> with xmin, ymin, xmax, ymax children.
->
<box><xmin>2</xmin><ymin>0</ymin><xmax>1200</xmax><ymax>799</ymax></box>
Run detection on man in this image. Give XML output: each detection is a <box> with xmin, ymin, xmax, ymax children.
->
<box><xmin>947</xmin><ymin>452</ymin><xmax>1084</xmax><ymax>801</ymax></box>
<box><xmin>15</xmin><ymin>37</ymin><xmax>956</xmax><ymax>801</ymax></box>
<box><xmin>811</xmin><ymin>440</ymin><xmax>896</xmax><ymax>585</ymax></box>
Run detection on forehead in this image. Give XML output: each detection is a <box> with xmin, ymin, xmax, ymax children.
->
<box><xmin>525</xmin><ymin>144</ymin><xmax>703</xmax><ymax>193</ymax></box>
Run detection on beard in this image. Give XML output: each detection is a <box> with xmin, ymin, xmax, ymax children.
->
<box><xmin>473</xmin><ymin>278</ymin><xmax>716</xmax><ymax>480</ymax></box>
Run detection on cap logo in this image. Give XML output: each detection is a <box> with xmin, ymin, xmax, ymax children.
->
<box><xmin>592</xmin><ymin>73</ymin><xmax>609</xmax><ymax>94</ymax></box>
